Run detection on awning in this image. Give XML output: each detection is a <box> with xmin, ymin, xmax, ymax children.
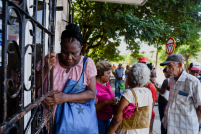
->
<box><xmin>87</xmin><ymin>0</ymin><xmax>148</xmax><ymax>6</ymax></box>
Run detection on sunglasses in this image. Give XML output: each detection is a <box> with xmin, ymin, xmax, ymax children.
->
<box><xmin>190</xmin><ymin>70</ymin><xmax>200</xmax><ymax>74</ymax></box>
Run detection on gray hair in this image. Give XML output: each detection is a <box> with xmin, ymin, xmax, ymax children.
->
<box><xmin>130</xmin><ymin>63</ymin><xmax>150</xmax><ymax>87</ymax></box>
<box><xmin>96</xmin><ymin>61</ymin><xmax>112</xmax><ymax>77</ymax></box>
<box><xmin>174</xmin><ymin>62</ymin><xmax>184</xmax><ymax>68</ymax></box>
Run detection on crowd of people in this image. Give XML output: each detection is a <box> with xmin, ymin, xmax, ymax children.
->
<box><xmin>36</xmin><ymin>24</ymin><xmax>201</xmax><ymax>134</ymax></box>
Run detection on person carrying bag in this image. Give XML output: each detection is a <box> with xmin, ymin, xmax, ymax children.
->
<box><xmin>53</xmin><ymin>57</ymin><xmax>98</xmax><ymax>134</ymax></box>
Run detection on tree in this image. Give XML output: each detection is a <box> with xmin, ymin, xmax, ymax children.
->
<box><xmin>74</xmin><ymin>0</ymin><xmax>201</xmax><ymax>61</ymax></box>
<box><xmin>87</xmin><ymin>39</ymin><xmax>125</xmax><ymax>63</ymax></box>
<box><xmin>158</xmin><ymin>39</ymin><xmax>201</xmax><ymax>71</ymax></box>
<box><xmin>176</xmin><ymin>40</ymin><xmax>201</xmax><ymax>71</ymax></box>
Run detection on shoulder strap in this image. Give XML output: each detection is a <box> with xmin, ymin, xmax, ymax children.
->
<box><xmin>77</xmin><ymin>57</ymin><xmax>88</xmax><ymax>83</ymax></box>
<box><xmin>129</xmin><ymin>89</ymin><xmax>139</xmax><ymax>111</ymax></box>
<box><xmin>82</xmin><ymin>56</ymin><xmax>88</xmax><ymax>72</ymax></box>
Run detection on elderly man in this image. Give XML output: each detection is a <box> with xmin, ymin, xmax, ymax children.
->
<box><xmin>160</xmin><ymin>53</ymin><xmax>201</xmax><ymax>134</ymax></box>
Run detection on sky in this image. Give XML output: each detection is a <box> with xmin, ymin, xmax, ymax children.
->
<box><xmin>117</xmin><ymin>37</ymin><xmax>156</xmax><ymax>55</ymax></box>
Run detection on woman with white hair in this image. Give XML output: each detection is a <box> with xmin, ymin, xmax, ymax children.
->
<box><xmin>107</xmin><ymin>63</ymin><xmax>153</xmax><ymax>134</ymax></box>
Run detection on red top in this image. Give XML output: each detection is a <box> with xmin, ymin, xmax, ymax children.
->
<box><xmin>146</xmin><ymin>82</ymin><xmax>157</xmax><ymax>119</ymax></box>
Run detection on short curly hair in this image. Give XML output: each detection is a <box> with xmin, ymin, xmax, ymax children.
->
<box><xmin>96</xmin><ymin>61</ymin><xmax>112</xmax><ymax>78</ymax></box>
<box><xmin>130</xmin><ymin>63</ymin><xmax>150</xmax><ymax>87</ymax></box>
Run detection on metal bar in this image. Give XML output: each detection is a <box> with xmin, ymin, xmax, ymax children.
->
<box><xmin>20</xmin><ymin>0</ymin><xmax>26</xmax><ymax>111</ymax></box>
<box><xmin>69</xmin><ymin>0</ymin><xmax>72</xmax><ymax>23</ymax></box>
<box><xmin>32</xmin><ymin>0</ymin><xmax>39</xmax><ymax>103</ymax></box>
<box><xmin>0</xmin><ymin>0</ymin><xmax>59</xmax><ymax>133</ymax></box>
<box><xmin>41</xmin><ymin>0</ymin><xmax>47</xmax><ymax>97</ymax></box>
<box><xmin>31</xmin><ymin>29</ymin><xmax>36</xmax><ymax>102</ymax></box>
<box><xmin>72</xmin><ymin>5</ymin><xmax>74</xmax><ymax>23</ymax></box>
<box><xmin>49</xmin><ymin>0</ymin><xmax>57</xmax><ymax>133</ymax></box>
<box><xmin>0</xmin><ymin>90</ymin><xmax>53</xmax><ymax>133</ymax></box>
<box><xmin>50</xmin><ymin>0</ymin><xmax>56</xmax><ymax>91</ymax></box>
<box><xmin>47</xmin><ymin>0</ymin><xmax>52</xmax><ymax>93</ymax></box>
<box><xmin>1</xmin><ymin>0</ymin><xmax>8</xmax><ymax>123</ymax></box>
<box><xmin>23</xmin><ymin>105</ymin><xmax>39</xmax><ymax>134</ymax></box>
<box><xmin>7</xmin><ymin>1</ymin><xmax>54</xmax><ymax>36</ymax></box>
<box><xmin>32</xmin><ymin>111</ymin><xmax>53</xmax><ymax>134</ymax></box>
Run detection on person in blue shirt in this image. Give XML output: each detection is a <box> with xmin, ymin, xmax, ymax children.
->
<box><xmin>113</xmin><ymin>63</ymin><xmax>124</xmax><ymax>97</ymax></box>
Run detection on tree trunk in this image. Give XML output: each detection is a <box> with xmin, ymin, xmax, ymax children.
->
<box><xmin>81</xmin><ymin>43</ymin><xmax>89</xmax><ymax>56</ymax></box>
<box><xmin>155</xmin><ymin>49</ymin><xmax>158</xmax><ymax>74</ymax></box>
<box><xmin>185</xmin><ymin>55</ymin><xmax>189</xmax><ymax>72</ymax></box>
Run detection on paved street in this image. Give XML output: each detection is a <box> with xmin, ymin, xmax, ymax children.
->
<box><xmin>153</xmin><ymin>105</ymin><xmax>161</xmax><ymax>134</ymax></box>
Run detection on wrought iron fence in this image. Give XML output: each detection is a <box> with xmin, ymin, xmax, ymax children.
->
<box><xmin>0</xmin><ymin>0</ymin><xmax>60</xmax><ymax>133</ymax></box>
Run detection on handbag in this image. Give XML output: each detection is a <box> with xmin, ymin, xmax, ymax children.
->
<box><xmin>119</xmin><ymin>89</ymin><xmax>150</xmax><ymax>130</ymax></box>
<box><xmin>53</xmin><ymin>57</ymin><xmax>98</xmax><ymax>134</ymax></box>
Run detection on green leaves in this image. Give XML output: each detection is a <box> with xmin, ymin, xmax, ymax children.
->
<box><xmin>74</xmin><ymin>0</ymin><xmax>201</xmax><ymax>62</ymax></box>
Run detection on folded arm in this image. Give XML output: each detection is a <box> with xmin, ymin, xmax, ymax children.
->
<box><xmin>44</xmin><ymin>76</ymin><xmax>96</xmax><ymax>105</ymax></box>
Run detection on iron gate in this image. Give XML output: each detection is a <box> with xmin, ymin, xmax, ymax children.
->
<box><xmin>0</xmin><ymin>0</ymin><xmax>67</xmax><ymax>133</ymax></box>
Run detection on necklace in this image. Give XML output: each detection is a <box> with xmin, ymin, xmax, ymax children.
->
<box><xmin>66</xmin><ymin>67</ymin><xmax>71</xmax><ymax>73</ymax></box>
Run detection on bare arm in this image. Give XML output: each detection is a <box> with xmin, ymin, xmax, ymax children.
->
<box><xmin>154</xmin><ymin>85</ymin><xmax>166</xmax><ymax>94</ymax></box>
<box><xmin>95</xmin><ymin>98</ymin><xmax>117</xmax><ymax>112</ymax></box>
<box><xmin>149</xmin><ymin>118</ymin><xmax>154</xmax><ymax>134</ymax></box>
<box><xmin>35</xmin><ymin>53</ymin><xmax>56</xmax><ymax>90</ymax></box>
<box><xmin>149</xmin><ymin>100</ymin><xmax>155</xmax><ymax>133</ymax></box>
<box><xmin>35</xmin><ymin>69</ymin><xmax>49</xmax><ymax>90</ymax></box>
<box><xmin>107</xmin><ymin>96</ymin><xmax>129</xmax><ymax>134</ymax></box>
<box><xmin>44</xmin><ymin>76</ymin><xmax>97</xmax><ymax>105</ymax></box>
<box><xmin>196</xmin><ymin>105</ymin><xmax>201</xmax><ymax>124</ymax></box>
<box><xmin>113</xmin><ymin>73</ymin><xmax>119</xmax><ymax>78</ymax></box>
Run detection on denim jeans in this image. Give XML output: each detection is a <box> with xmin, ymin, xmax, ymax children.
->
<box><xmin>158</xmin><ymin>103</ymin><xmax>167</xmax><ymax>134</ymax></box>
<box><xmin>115</xmin><ymin>80</ymin><xmax>121</xmax><ymax>97</ymax></box>
<box><xmin>98</xmin><ymin>119</ymin><xmax>110</xmax><ymax>134</ymax></box>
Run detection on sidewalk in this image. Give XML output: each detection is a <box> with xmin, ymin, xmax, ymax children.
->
<box><xmin>153</xmin><ymin>105</ymin><xmax>161</xmax><ymax>134</ymax></box>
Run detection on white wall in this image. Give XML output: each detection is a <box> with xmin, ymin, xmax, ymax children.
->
<box><xmin>24</xmin><ymin>0</ymin><xmax>34</xmax><ymax>133</ymax></box>
<box><xmin>54</xmin><ymin>0</ymin><xmax>69</xmax><ymax>53</ymax></box>
<box><xmin>23</xmin><ymin>0</ymin><xmax>69</xmax><ymax>133</ymax></box>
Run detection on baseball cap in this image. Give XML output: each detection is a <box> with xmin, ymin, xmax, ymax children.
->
<box><xmin>189</xmin><ymin>62</ymin><xmax>201</xmax><ymax>71</ymax></box>
<box><xmin>139</xmin><ymin>57</ymin><xmax>147</xmax><ymax>63</ymax></box>
<box><xmin>119</xmin><ymin>63</ymin><xmax>122</xmax><ymax>65</ymax></box>
<box><xmin>160</xmin><ymin>53</ymin><xmax>185</xmax><ymax>66</ymax></box>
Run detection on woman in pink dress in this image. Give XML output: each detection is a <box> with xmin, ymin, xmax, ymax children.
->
<box><xmin>35</xmin><ymin>24</ymin><xmax>98</xmax><ymax>133</ymax></box>
<box><xmin>95</xmin><ymin>61</ymin><xmax>117</xmax><ymax>134</ymax></box>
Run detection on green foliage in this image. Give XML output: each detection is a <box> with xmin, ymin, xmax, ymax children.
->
<box><xmin>158</xmin><ymin>39</ymin><xmax>201</xmax><ymax>68</ymax></box>
<box><xmin>176</xmin><ymin>40</ymin><xmax>201</xmax><ymax>58</ymax></box>
<box><xmin>74</xmin><ymin>0</ymin><xmax>201</xmax><ymax>61</ymax></box>
<box><xmin>123</xmin><ymin>52</ymin><xmax>155</xmax><ymax>65</ymax></box>
<box><xmin>87</xmin><ymin>39</ymin><xmax>125</xmax><ymax>63</ymax></box>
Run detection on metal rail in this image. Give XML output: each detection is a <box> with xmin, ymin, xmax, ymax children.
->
<box><xmin>0</xmin><ymin>0</ymin><xmax>61</xmax><ymax>133</ymax></box>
